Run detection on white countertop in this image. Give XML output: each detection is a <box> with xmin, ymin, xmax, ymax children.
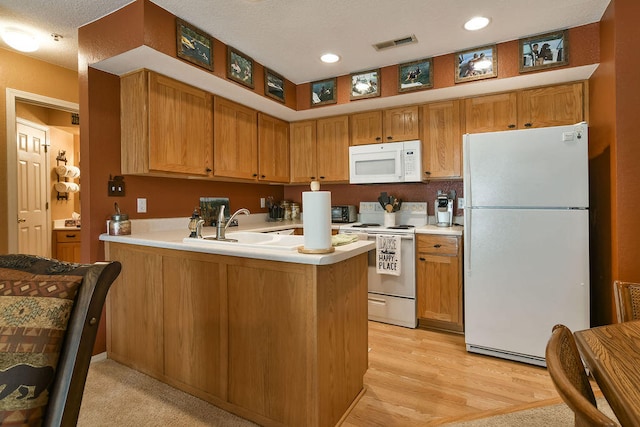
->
<box><xmin>99</xmin><ymin>216</ymin><xmax>372</xmax><ymax>266</ymax></box>
<box><xmin>416</xmin><ymin>224</ymin><xmax>463</xmax><ymax>236</ymax></box>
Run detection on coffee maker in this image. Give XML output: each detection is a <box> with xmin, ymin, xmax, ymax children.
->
<box><xmin>435</xmin><ymin>190</ymin><xmax>456</xmax><ymax>227</ymax></box>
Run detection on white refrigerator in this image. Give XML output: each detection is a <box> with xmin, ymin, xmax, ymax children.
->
<box><xmin>463</xmin><ymin>123</ymin><xmax>590</xmax><ymax>367</ymax></box>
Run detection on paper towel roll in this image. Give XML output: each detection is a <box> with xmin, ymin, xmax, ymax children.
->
<box><xmin>302</xmin><ymin>191</ymin><xmax>332</xmax><ymax>250</ymax></box>
<box><xmin>55</xmin><ymin>182</ymin><xmax>80</xmax><ymax>193</ymax></box>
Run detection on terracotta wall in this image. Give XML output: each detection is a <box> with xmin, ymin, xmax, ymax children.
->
<box><xmin>588</xmin><ymin>0</ymin><xmax>640</xmax><ymax>326</ymax></box>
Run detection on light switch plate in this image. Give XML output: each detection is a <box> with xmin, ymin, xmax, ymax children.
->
<box><xmin>458</xmin><ymin>198</ymin><xmax>465</xmax><ymax>209</ymax></box>
<box><xmin>137</xmin><ymin>198</ymin><xmax>147</xmax><ymax>213</ymax></box>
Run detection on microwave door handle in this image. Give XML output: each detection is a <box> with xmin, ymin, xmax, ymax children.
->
<box><xmin>397</xmin><ymin>152</ymin><xmax>403</xmax><ymax>180</ymax></box>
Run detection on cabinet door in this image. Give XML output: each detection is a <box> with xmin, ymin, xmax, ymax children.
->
<box><xmin>465</xmin><ymin>92</ymin><xmax>517</xmax><ymax>133</ymax></box>
<box><xmin>163</xmin><ymin>255</ymin><xmax>225</xmax><ymax>398</ymax></box>
<box><xmin>383</xmin><ymin>106</ymin><xmax>419</xmax><ymax>142</ymax></box>
<box><xmin>149</xmin><ymin>73</ymin><xmax>213</xmax><ymax>175</ymax></box>
<box><xmin>416</xmin><ymin>235</ymin><xmax>463</xmax><ymax>332</ymax></box>
<box><xmin>258</xmin><ymin>113</ymin><xmax>289</xmax><ymax>183</ymax></box>
<box><xmin>316</xmin><ymin>116</ymin><xmax>349</xmax><ymax>182</ymax></box>
<box><xmin>290</xmin><ymin>120</ymin><xmax>317</xmax><ymax>183</ymax></box>
<box><xmin>421</xmin><ymin>100</ymin><xmax>463</xmax><ymax>179</ymax></box>
<box><xmin>350</xmin><ymin>111</ymin><xmax>383</xmax><ymax>145</ymax></box>
<box><xmin>53</xmin><ymin>231</ymin><xmax>81</xmax><ymax>263</ymax></box>
<box><xmin>107</xmin><ymin>244</ymin><xmax>164</xmax><ymax>377</ymax></box>
<box><xmin>214</xmin><ymin>97</ymin><xmax>258</xmax><ymax>180</ymax></box>
<box><xmin>518</xmin><ymin>83</ymin><xmax>584</xmax><ymax>128</ymax></box>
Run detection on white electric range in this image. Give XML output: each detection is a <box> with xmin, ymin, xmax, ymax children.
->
<box><xmin>339</xmin><ymin>202</ymin><xmax>427</xmax><ymax>328</ymax></box>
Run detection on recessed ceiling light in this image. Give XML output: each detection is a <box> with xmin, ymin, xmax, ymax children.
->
<box><xmin>464</xmin><ymin>16</ymin><xmax>490</xmax><ymax>31</ymax></box>
<box><xmin>1</xmin><ymin>28</ymin><xmax>39</xmax><ymax>52</ymax></box>
<box><xmin>320</xmin><ymin>53</ymin><xmax>340</xmax><ymax>64</ymax></box>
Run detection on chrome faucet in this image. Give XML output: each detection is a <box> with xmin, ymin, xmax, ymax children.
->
<box><xmin>216</xmin><ymin>206</ymin><xmax>250</xmax><ymax>240</ymax></box>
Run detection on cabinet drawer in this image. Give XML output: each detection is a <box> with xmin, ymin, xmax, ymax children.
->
<box><xmin>417</xmin><ymin>235</ymin><xmax>458</xmax><ymax>255</ymax></box>
<box><xmin>55</xmin><ymin>230</ymin><xmax>81</xmax><ymax>243</ymax></box>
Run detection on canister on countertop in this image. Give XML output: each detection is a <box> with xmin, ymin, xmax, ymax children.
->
<box><xmin>109</xmin><ymin>202</ymin><xmax>131</xmax><ymax>235</ymax></box>
<box><xmin>291</xmin><ymin>202</ymin><xmax>300</xmax><ymax>220</ymax></box>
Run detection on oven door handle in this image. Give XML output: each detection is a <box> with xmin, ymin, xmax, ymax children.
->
<box><xmin>368</xmin><ymin>296</ymin><xmax>387</xmax><ymax>305</ymax></box>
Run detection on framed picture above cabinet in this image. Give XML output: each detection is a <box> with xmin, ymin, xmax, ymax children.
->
<box><xmin>176</xmin><ymin>18</ymin><xmax>213</xmax><ymax>71</ymax></box>
<box><xmin>455</xmin><ymin>45</ymin><xmax>497</xmax><ymax>83</ymax></box>
<box><xmin>227</xmin><ymin>47</ymin><xmax>254</xmax><ymax>88</ymax></box>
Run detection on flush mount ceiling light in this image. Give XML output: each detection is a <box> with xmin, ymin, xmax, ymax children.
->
<box><xmin>464</xmin><ymin>16</ymin><xmax>490</xmax><ymax>31</ymax></box>
<box><xmin>1</xmin><ymin>28</ymin><xmax>39</xmax><ymax>52</ymax></box>
<box><xmin>320</xmin><ymin>53</ymin><xmax>340</xmax><ymax>64</ymax></box>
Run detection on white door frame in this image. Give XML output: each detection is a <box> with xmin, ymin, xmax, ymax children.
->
<box><xmin>6</xmin><ymin>88</ymin><xmax>79</xmax><ymax>253</ymax></box>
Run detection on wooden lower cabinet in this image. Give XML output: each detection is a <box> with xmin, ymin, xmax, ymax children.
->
<box><xmin>416</xmin><ymin>234</ymin><xmax>463</xmax><ymax>333</ymax></box>
<box><xmin>105</xmin><ymin>243</ymin><xmax>368</xmax><ymax>427</ymax></box>
<box><xmin>52</xmin><ymin>230</ymin><xmax>81</xmax><ymax>263</ymax></box>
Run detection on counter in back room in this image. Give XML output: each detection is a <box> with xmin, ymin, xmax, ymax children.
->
<box><xmin>100</xmin><ymin>216</ymin><xmax>373</xmax><ymax>427</ymax></box>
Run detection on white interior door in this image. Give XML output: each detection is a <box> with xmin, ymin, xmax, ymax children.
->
<box><xmin>16</xmin><ymin>120</ymin><xmax>50</xmax><ymax>257</ymax></box>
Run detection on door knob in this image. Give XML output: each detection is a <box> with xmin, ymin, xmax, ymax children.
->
<box><xmin>17</xmin><ymin>218</ymin><xmax>26</xmax><ymax>223</ymax></box>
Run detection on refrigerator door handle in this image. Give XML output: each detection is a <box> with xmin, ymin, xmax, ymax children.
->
<box><xmin>463</xmin><ymin>134</ymin><xmax>472</xmax><ymax>208</ymax></box>
<box><xmin>465</xmin><ymin>209</ymin><xmax>472</xmax><ymax>273</ymax></box>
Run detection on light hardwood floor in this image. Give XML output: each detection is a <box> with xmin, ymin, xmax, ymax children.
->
<box><xmin>342</xmin><ymin>321</ymin><xmax>566</xmax><ymax>426</ymax></box>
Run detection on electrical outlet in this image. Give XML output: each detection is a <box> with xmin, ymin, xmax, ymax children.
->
<box><xmin>137</xmin><ymin>198</ymin><xmax>147</xmax><ymax>213</ymax></box>
<box><xmin>458</xmin><ymin>198</ymin><xmax>465</xmax><ymax>209</ymax></box>
<box><xmin>260</xmin><ymin>197</ymin><xmax>266</xmax><ymax>208</ymax></box>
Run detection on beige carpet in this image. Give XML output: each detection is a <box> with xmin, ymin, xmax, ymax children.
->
<box><xmin>78</xmin><ymin>358</ymin><xmax>258</xmax><ymax>426</ymax></box>
<box><xmin>79</xmin><ymin>358</ymin><xmax>618</xmax><ymax>427</ymax></box>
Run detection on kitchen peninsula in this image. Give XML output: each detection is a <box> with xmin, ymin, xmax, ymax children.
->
<box><xmin>100</xmin><ymin>218</ymin><xmax>373</xmax><ymax>427</ymax></box>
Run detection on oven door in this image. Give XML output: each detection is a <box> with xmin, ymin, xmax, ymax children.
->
<box><xmin>365</xmin><ymin>233</ymin><xmax>415</xmax><ymax>298</ymax></box>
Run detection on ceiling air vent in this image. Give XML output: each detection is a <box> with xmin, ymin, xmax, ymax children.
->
<box><xmin>373</xmin><ymin>34</ymin><xmax>418</xmax><ymax>51</ymax></box>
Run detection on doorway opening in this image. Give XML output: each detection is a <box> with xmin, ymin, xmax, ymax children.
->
<box><xmin>6</xmin><ymin>89</ymin><xmax>79</xmax><ymax>254</ymax></box>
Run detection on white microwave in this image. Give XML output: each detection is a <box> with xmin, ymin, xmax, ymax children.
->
<box><xmin>349</xmin><ymin>140</ymin><xmax>422</xmax><ymax>184</ymax></box>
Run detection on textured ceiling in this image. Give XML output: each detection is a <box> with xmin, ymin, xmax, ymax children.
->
<box><xmin>0</xmin><ymin>0</ymin><xmax>610</xmax><ymax>84</ymax></box>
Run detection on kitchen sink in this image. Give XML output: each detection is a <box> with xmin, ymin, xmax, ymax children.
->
<box><xmin>183</xmin><ymin>231</ymin><xmax>304</xmax><ymax>251</ymax></box>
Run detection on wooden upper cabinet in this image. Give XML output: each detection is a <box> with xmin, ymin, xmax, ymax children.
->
<box><xmin>421</xmin><ymin>100</ymin><xmax>463</xmax><ymax>179</ymax></box>
<box><xmin>518</xmin><ymin>82</ymin><xmax>584</xmax><ymax>128</ymax></box>
<box><xmin>258</xmin><ymin>113</ymin><xmax>289</xmax><ymax>183</ymax></box>
<box><xmin>214</xmin><ymin>97</ymin><xmax>258</xmax><ymax>180</ymax></box>
<box><xmin>316</xmin><ymin>115</ymin><xmax>349</xmax><ymax>182</ymax></box>
<box><xmin>121</xmin><ymin>70</ymin><xmax>213</xmax><ymax>176</ymax></box>
<box><xmin>383</xmin><ymin>106</ymin><xmax>420</xmax><ymax>142</ymax></box>
<box><xmin>290</xmin><ymin>120</ymin><xmax>317</xmax><ymax>183</ymax></box>
<box><xmin>464</xmin><ymin>92</ymin><xmax>517</xmax><ymax>134</ymax></box>
<box><xmin>350</xmin><ymin>111</ymin><xmax>383</xmax><ymax>145</ymax></box>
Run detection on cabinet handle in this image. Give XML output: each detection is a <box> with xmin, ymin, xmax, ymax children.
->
<box><xmin>433</xmin><ymin>244</ymin><xmax>442</xmax><ymax>248</ymax></box>
<box><xmin>508</xmin><ymin>124</ymin><xmax>516</xmax><ymax>129</ymax></box>
<box><xmin>66</xmin><ymin>234</ymin><xmax>77</xmax><ymax>238</ymax></box>
<box><xmin>375</xmin><ymin>137</ymin><xmax>382</xmax><ymax>141</ymax></box>
<box><xmin>419</xmin><ymin>257</ymin><xmax>426</xmax><ymax>261</ymax></box>
<box><xmin>524</xmin><ymin>123</ymin><xmax>532</xmax><ymax>127</ymax></box>
<box><xmin>319</xmin><ymin>176</ymin><xmax>325</xmax><ymax>179</ymax></box>
<box><xmin>424</xmin><ymin>171</ymin><xmax>431</xmax><ymax>176</ymax></box>
<box><xmin>310</xmin><ymin>176</ymin><xmax>316</xmax><ymax>180</ymax></box>
<box><xmin>205</xmin><ymin>168</ymin><xmax>212</xmax><ymax>173</ymax></box>
<box><xmin>261</xmin><ymin>175</ymin><xmax>266</xmax><ymax>178</ymax></box>
<box><xmin>386</xmin><ymin>136</ymin><xmax>393</xmax><ymax>140</ymax></box>
<box><xmin>252</xmin><ymin>173</ymin><xmax>258</xmax><ymax>177</ymax></box>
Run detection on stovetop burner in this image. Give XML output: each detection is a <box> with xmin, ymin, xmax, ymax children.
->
<box><xmin>352</xmin><ymin>223</ymin><xmax>381</xmax><ymax>228</ymax></box>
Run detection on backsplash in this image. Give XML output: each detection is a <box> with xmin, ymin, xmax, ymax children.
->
<box><xmin>283</xmin><ymin>180</ymin><xmax>463</xmax><ymax>216</ymax></box>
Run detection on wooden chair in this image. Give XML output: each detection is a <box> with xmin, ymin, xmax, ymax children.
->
<box><xmin>545</xmin><ymin>324</ymin><xmax>617</xmax><ymax>427</ymax></box>
<box><xmin>0</xmin><ymin>254</ymin><xmax>121</xmax><ymax>427</ymax></box>
<box><xmin>613</xmin><ymin>280</ymin><xmax>640</xmax><ymax>323</ymax></box>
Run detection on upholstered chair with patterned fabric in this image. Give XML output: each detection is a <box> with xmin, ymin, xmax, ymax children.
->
<box><xmin>613</xmin><ymin>280</ymin><xmax>640</xmax><ymax>323</ymax></box>
<box><xmin>0</xmin><ymin>254</ymin><xmax>121</xmax><ymax>427</ymax></box>
<box><xmin>545</xmin><ymin>324</ymin><xmax>617</xmax><ymax>427</ymax></box>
